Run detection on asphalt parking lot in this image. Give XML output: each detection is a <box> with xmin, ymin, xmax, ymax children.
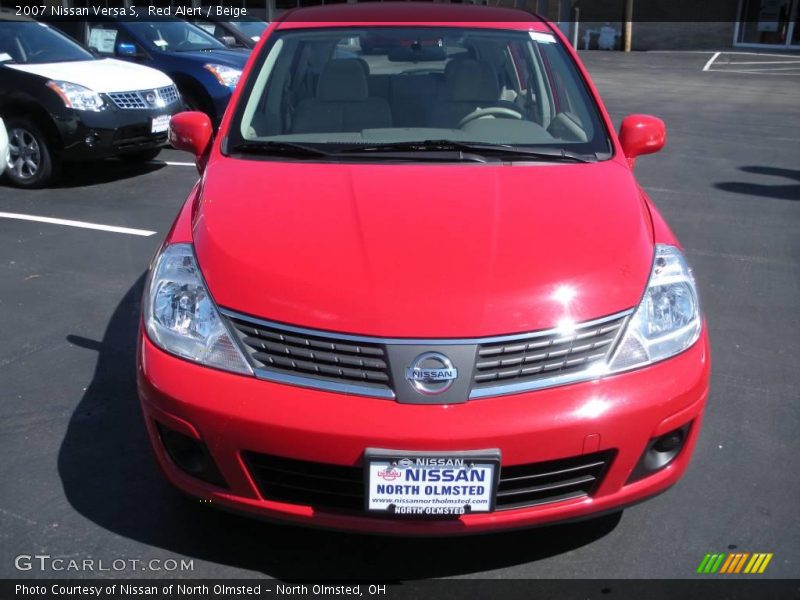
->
<box><xmin>1</xmin><ymin>50</ymin><xmax>798</xmax><ymax>580</ymax></box>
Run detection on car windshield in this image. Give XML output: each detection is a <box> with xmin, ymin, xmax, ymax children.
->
<box><xmin>229</xmin><ymin>26</ymin><xmax>611</xmax><ymax>159</ymax></box>
<box><xmin>126</xmin><ymin>20</ymin><xmax>226</xmax><ymax>52</ymax></box>
<box><xmin>228</xmin><ymin>19</ymin><xmax>269</xmax><ymax>40</ymax></box>
<box><xmin>0</xmin><ymin>22</ymin><xmax>94</xmax><ymax>64</ymax></box>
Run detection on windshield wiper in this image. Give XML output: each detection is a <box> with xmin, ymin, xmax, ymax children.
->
<box><xmin>228</xmin><ymin>140</ymin><xmax>333</xmax><ymax>158</ymax></box>
<box><xmin>340</xmin><ymin>140</ymin><xmax>596</xmax><ymax>163</ymax></box>
<box><xmin>335</xmin><ymin>140</ymin><xmax>498</xmax><ymax>163</ymax></box>
<box><xmin>228</xmin><ymin>140</ymin><xmax>492</xmax><ymax>162</ymax></box>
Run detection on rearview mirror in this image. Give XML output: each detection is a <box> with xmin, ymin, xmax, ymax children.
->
<box><xmin>115</xmin><ymin>42</ymin><xmax>138</xmax><ymax>57</ymax></box>
<box><xmin>220</xmin><ymin>35</ymin><xmax>238</xmax><ymax>48</ymax></box>
<box><xmin>619</xmin><ymin>114</ymin><xmax>666</xmax><ymax>167</ymax></box>
<box><xmin>169</xmin><ymin>111</ymin><xmax>213</xmax><ymax>173</ymax></box>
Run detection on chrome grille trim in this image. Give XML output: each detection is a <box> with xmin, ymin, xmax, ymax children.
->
<box><xmin>220</xmin><ymin>308</ymin><xmax>634</xmax><ymax>400</ymax></box>
<box><xmin>220</xmin><ymin>308</ymin><xmax>633</xmax><ymax>346</ymax></box>
<box><xmin>252</xmin><ymin>368</ymin><xmax>395</xmax><ymax>399</ymax></box>
<box><xmin>107</xmin><ymin>85</ymin><xmax>179</xmax><ymax>110</ymax></box>
<box><xmin>224</xmin><ymin>310</ymin><xmax>395</xmax><ymax>399</ymax></box>
<box><xmin>470</xmin><ymin>313</ymin><xmax>629</xmax><ymax>398</ymax></box>
<box><xmin>468</xmin><ymin>360</ymin><xmax>622</xmax><ymax>399</ymax></box>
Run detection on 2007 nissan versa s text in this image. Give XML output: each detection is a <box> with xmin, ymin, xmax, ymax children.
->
<box><xmin>138</xmin><ymin>3</ymin><xmax>710</xmax><ymax>534</ymax></box>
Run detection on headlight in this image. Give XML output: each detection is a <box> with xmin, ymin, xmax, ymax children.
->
<box><xmin>608</xmin><ymin>244</ymin><xmax>702</xmax><ymax>372</ymax></box>
<box><xmin>46</xmin><ymin>80</ymin><xmax>104</xmax><ymax>111</ymax></box>
<box><xmin>144</xmin><ymin>243</ymin><xmax>252</xmax><ymax>375</ymax></box>
<box><xmin>204</xmin><ymin>64</ymin><xmax>242</xmax><ymax>89</ymax></box>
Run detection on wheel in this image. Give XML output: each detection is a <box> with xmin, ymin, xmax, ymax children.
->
<box><xmin>179</xmin><ymin>90</ymin><xmax>204</xmax><ymax>113</ymax></box>
<box><xmin>4</xmin><ymin>118</ymin><xmax>59</xmax><ymax>188</ymax></box>
<box><xmin>120</xmin><ymin>147</ymin><xmax>162</xmax><ymax>162</ymax></box>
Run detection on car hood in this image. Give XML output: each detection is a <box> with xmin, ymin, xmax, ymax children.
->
<box><xmin>5</xmin><ymin>59</ymin><xmax>173</xmax><ymax>93</ymax></box>
<box><xmin>166</xmin><ymin>48</ymin><xmax>249</xmax><ymax>68</ymax></box>
<box><xmin>194</xmin><ymin>159</ymin><xmax>654</xmax><ymax>338</ymax></box>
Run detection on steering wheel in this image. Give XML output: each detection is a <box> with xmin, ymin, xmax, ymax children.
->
<box><xmin>172</xmin><ymin>40</ymin><xmax>193</xmax><ymax>51</ymax></box>
<box><xmin>458</xmin><ymin>106</ymin><xmax>524</xmax><ymax>128</ymax></box>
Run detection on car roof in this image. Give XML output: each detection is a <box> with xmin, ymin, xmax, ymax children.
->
<box><xmin>276</xmin><ymin>2</ymin><xmax>547</xmax><ymax>30</ymax></box>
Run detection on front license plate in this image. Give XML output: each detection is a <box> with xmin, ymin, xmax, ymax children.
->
<box><xmin>365</xmin><ymin>449</ymin><xmax>500</xmax><ymax>516</ymax></box>
<box><xmin>151</xmin><ymin>115</ymin><xmax>170</xmax><ymax>134</ymax></box>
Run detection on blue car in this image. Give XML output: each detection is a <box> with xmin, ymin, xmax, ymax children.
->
<box><xmin>53</xmin><ymin>18</ymin><xmax>249</xmax><ymax>126</ymax></box>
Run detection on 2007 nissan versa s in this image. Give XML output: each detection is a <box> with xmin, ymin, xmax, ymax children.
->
<box><xmin>138</xmin><ymin>3</ymin><xmax>710</xmax><ymax>534</ymax></box>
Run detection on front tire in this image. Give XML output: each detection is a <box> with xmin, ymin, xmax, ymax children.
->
<box><xmin>180</xmin><ymin>90</ymin><xmax>205</xmax><ymax>113</ymax></box>
<box><xmin>3</xmin><ymin>118</ymin><xmax>59</xmax><ymax>188</ymax></box>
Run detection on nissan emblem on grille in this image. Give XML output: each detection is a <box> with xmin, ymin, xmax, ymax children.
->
<box><xmin>406</xmin><ymin>352</ymin><xmax>458</xmax><ymax>395</ymax></box>
<box><xmin>145</xmin><ymin>91</ymin><xmax>157</xmax><ymax>105</ymax></box>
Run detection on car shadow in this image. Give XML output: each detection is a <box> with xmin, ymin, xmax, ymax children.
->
<box><xmin>58</xmin><ymin>276</ymin><xmax>621</xmax><ymax>580</ymax></box>
<box><xmin>714</xmin><ymin>166</ymin><xmax>800</xmax><ymax>201</ymax></box>
<box><xmin>52</xmin><ymin>158</ymin><xmax>167</xmax><ymax>188</ymax></box>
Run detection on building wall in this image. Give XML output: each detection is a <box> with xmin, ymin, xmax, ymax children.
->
<box><xmin>492</xmin><ymin>0</ymin><xmax>739</xmax><ymax>50</ymax></box>
<box><xmin>629</xmin><ymin>22</ymin><xmax>736</xmax><ymax>50</ymax></box>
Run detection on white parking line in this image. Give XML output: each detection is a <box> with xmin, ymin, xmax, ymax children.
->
<box><xmin>715</xmin><ymin>68</ymin><xmax>800</xmax><ymax>75</ymax></box>
<box><xmin>724</xmin><ymin>60</ymin><xmax>800</xmax><ymax>65</ymax></box>
<box><xmin>151</xmin><ymin>160</ymin><xmax>195</xmax><ymax>167</ymax></box>
<box><xmin>712</xmin><ymin>51</ymin><xmax>800</xmax><ymax>58</ymax></box>
<box><xmin>704</xmin><ymin>51</ymin><xmax>800</xmax><ymax>75</ymax></box>
<box><xmin>0</xmin><ymin>211</ymin><xmax>156</xmax><ymax>236</ymax></box>
<box><xmin>702</xmin><ymin>51</ymin><xmax>721</xmax><ymax>72</ymax></box>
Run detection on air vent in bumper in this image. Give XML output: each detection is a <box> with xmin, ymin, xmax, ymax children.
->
<box><xmin>243</xmin><ymin>450</ymin><xmax>615</xmax><ymax>513</ymax></box>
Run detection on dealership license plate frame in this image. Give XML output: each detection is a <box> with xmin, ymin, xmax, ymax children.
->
<box><xmin>364</xmin><ymin>448</ymin><xmax>501</xmax><ymax>516</ymax></box>
<box><xmin>151</xmin><ymin>115</ymin><xmax>171</xmax><ymax>134</ymax></box>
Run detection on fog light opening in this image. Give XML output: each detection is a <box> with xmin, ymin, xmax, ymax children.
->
<box><xmin>156</xmin><ymin>422</ymin><xmax>227</xmax><ymax>488</ymax></box>
<box><xmin>84</xmin><ymin>133</ymin><xmax>99</xmax><ymax>148</ymax></box>
<box><xmin>653</xmin><ymin>429</ymin><xmax>684</xmax><ymax>453</ymax></box>
<box><xmin>628</xmin><ymin>422</ymin><xmax>692</xmax><ymax>483</ymax></box>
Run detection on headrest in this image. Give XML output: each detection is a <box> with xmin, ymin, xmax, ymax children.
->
<box><xmin>445</xmin><ymin>59</ymin><xmax>500</xmax><ymax>103</ymax></box>
<box><xmin>318</xmin><ymin>59</ymin><xmax>369</xmax><ymax>101</ymax></box>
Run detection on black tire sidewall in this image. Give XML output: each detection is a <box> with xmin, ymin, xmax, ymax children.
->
<box><xmin>3</xmin><ymin>118</ymin><xmax>59</xmax><ymax>188</ymax></box>
<box><xmin>179</xmin><ymin>90</ymin><xmax>203</xmax><ymax>113</ymax></box>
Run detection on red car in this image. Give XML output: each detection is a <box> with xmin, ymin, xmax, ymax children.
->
<box><xmin>138</xmin><ymin>3</ymin><xmax>710</xmax><ymax>535</ymax></box>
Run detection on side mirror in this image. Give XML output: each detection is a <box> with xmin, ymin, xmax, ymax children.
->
<box><xmin>220</xmin><ymin>35</ymin><xmax>238</xmax><ymax>48</ymax></box>
<box><xmin>169</xmin><ymin>111</ymin><xmax>213</xmax><ymax>173</ymax></box>
<box><xmin>115</xmin><ymin>42</ymin><xmax>138</xmax><ymax>57</ymax></box>
<box><xmin>619</xmin><ymin>114</ymin><xmax>666</xmax><ymax>167</ymax></box>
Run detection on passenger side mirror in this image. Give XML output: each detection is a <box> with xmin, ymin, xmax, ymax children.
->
<box><xmin>220</xmin><ymin>35</ymin><xmax>238</xmax><ymax>48</ymax></box>
<box><xmin>115</xmin><ymin>42</ymin><xmax>138</xmax><ymax>58</ymax></box>
<box><xmin>619</xmin><ymin>114</ymin><xmax>666</xmax><ymax>167</ymax></box>
<box><xmin>169</xmin><ymin>112</ymin><xmax>213</xmax><ymax>173</ymax></box>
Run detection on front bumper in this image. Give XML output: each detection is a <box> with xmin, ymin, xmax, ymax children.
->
<box><xmin>55</xmin><ymin>102</ymin><xmax>182</xmax><ymax>160</ymax></box>
<box><xmin>137</xmin><ymin>325</ymin><xmax>710</xmax><ymax>535</ymax></box>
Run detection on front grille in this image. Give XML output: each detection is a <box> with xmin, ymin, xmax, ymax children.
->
<box><xmin>244</xmin><ymin>450</ymin><xmax>614</xmax><ymax>513</ymax></box>
<box><xmin>495</xmin><ymin>450</ymin><xmax>614</xmax><ymax>510</ymax></box>
<box><xmin>227</xmin><ymin>315</ymin><xmax>392</xmax><ymax>394</ymax></box>
<box><xmin>157</xmin><ymin>84</ymin><xmax>179</xmax><ymax>104</ymax></box>
<box><xmin>107</xmin><ymin>85</ymin><xmax>179</xmax><ymax>110</ymax></box>
<box><xmin>473</xmin><ymin>315</ymin><xmax>627</xmax><ymax>389</ymax></box>
<box><xmin>245</xmin><ymin>452</ymin><xmax>364</xmax><ymax>511</ymax></box>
